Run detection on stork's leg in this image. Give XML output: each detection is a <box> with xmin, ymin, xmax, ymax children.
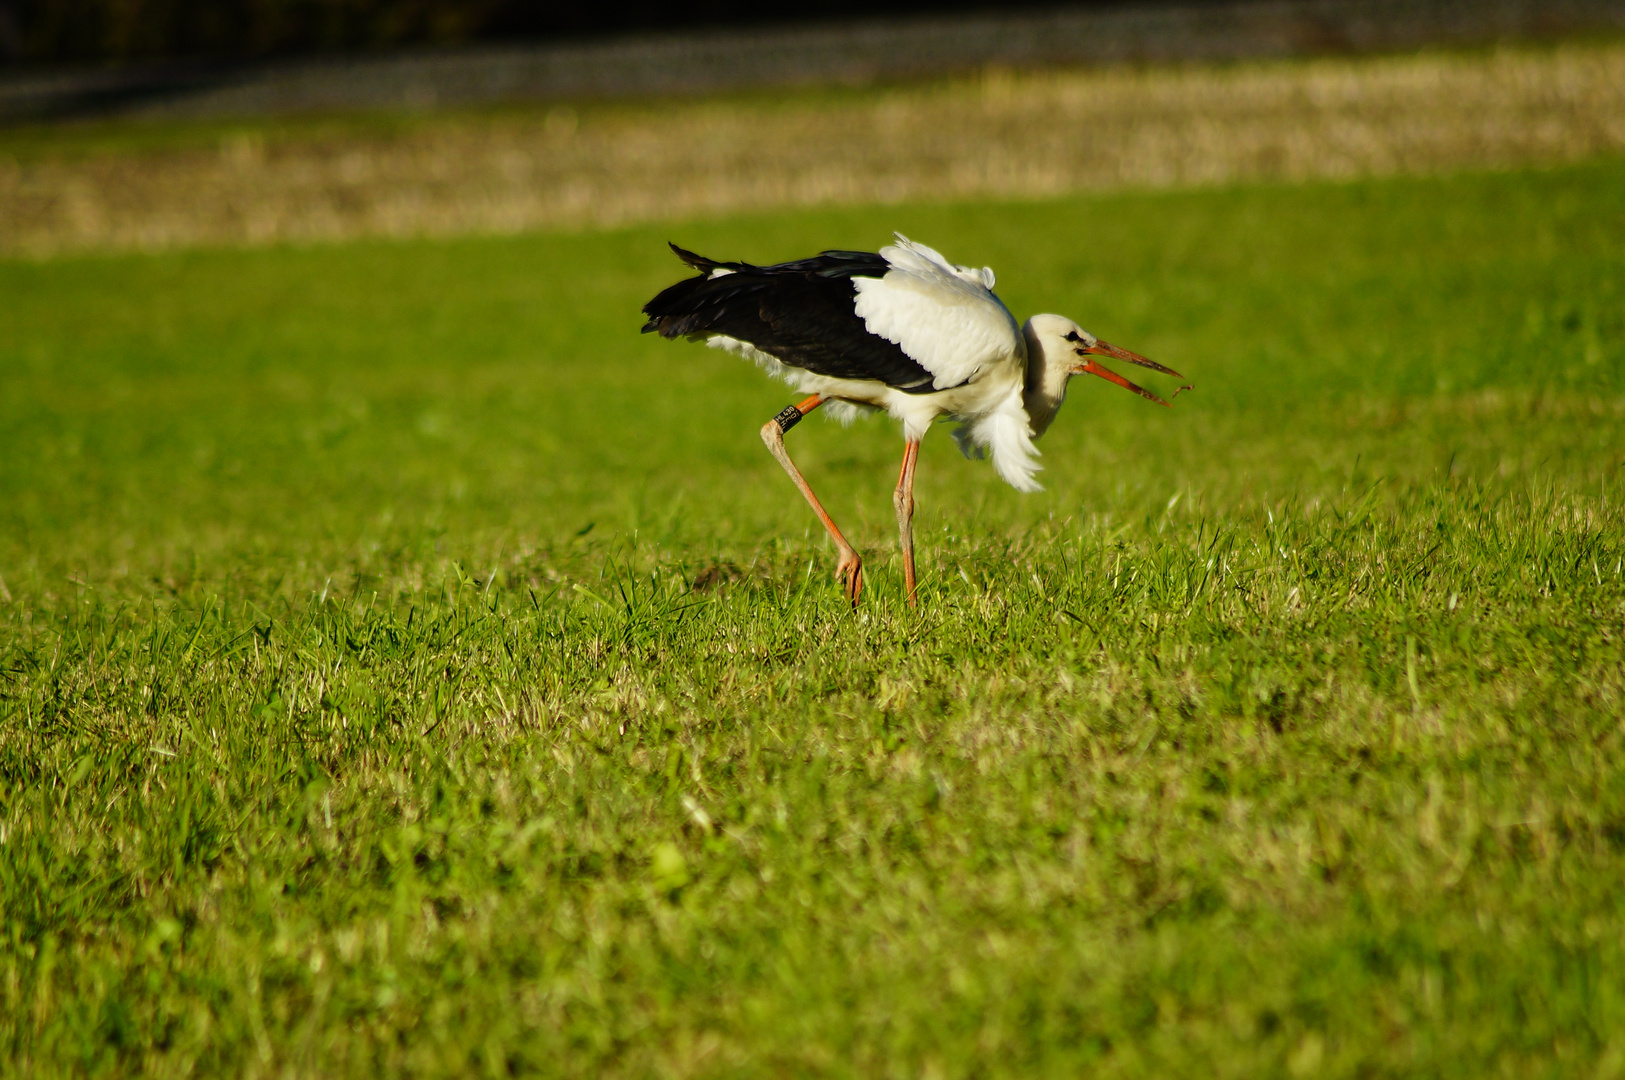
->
<box><xmin>760</xmin><ymin>394</ymin><xmax>863</xmax><ymax>605</ymax></box>
<box><xmin>893</xmin><ymin>439</ymin><xmax>920</xmax><ymax>608</ymax></box>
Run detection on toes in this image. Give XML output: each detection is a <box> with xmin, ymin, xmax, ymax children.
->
<box><xmin>835</xmin><ymin>555</ymin><xmax>863</xmax><ymax>606</ymax></box>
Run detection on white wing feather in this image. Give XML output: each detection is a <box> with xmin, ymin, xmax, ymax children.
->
<box><xmin>851</xmin><ymin>234</ymin><xmax>1022</xmax><ymax>390</ymax></box>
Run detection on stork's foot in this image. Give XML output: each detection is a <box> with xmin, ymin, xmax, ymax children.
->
<box><xmin>836</xmin><ymin>549</ymin><xmax>863</xmax><ymax>607</ymax></box>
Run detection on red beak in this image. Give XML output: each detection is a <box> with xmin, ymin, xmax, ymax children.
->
<box><xmin>1070</xmin><ymin>340</ymin><xmax>1192</xmax><ymax>407</ymax></box>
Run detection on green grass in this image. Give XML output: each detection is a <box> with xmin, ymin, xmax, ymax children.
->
<box><xmin>2</xmin><ymin>160</ymin><xmax>1624</xmax><ymax>1078</ymax></box>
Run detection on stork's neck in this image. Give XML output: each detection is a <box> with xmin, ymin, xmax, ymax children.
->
<box><xmin>1021</xmin><ymin>320</ymin><xmax>1071</xmax><ymax>439</ymax></box>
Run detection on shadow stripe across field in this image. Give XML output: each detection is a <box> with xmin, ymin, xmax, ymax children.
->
<box><xmin>2</xmin><ymin>0</ymin><xmax>1624</xmax><ymax>123</ymax></box>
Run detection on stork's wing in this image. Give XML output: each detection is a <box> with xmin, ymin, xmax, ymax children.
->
<box><xmin>641</xmin><ymin>246</ymin><xmax>941</xmax><ymax>393</ymax></box>
<box><xmin>850</xmin><ymin>235</ymin><xmax>1023</xmax><ymax>390</ymax></box>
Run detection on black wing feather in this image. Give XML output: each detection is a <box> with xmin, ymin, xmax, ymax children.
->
<box><xmin>641</xmin><ymin>244</ymin><xmax>937</xmax><ymax>393</ymax></box>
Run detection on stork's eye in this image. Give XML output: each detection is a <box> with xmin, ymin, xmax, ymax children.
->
<box><xmin>1063</xmin><ymin>330</ymin><xmax>1084</xmax><ymax>344</ymax></box>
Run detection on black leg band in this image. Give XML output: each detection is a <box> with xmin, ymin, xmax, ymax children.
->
<box><xmin>773</xmin><ymin>405</ymin><xmax>804</xmax><ymax>433</ymax></box>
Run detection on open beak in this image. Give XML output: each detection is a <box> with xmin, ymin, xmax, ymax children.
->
<box><xmin>1071</xmin><ymin>340</ymin><xmax>1192</xmax><ymax>407</ymax></box>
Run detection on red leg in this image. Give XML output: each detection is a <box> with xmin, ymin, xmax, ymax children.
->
<box><xmin>760</xmin><ymin>395</ymin><xmax>863</xmax><ymax>606</ymax></box>
<box><xmin>893</xmin><ymin>440</ymin><xmax>920</xmax><ymax>608</ymax></box>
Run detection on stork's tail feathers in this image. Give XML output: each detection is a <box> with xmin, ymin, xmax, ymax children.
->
<box><xmin>641</xmin><ymin>243</ymin><xmax>753</xmax><ymax>336</ymax></box>
<box><xmin>667</xmin><ymin>242</ymin><xmax>722</xmax><ymax>273</ymax></box>
<box><xmin>667</xmin><ymin>242</ymin><xmax>757</xmax><ymax>279</ymax></box>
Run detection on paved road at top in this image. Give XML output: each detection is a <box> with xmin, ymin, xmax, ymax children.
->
<box><xmin>2</xmin><ymin>0</ymin><xmax>1623</xmax><ymax>123</ymax></box>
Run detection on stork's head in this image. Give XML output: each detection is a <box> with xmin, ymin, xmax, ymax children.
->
<box><xmin>1022</xmin><ymin>314</ymin><xmax>1189</xmax><ymax>408</ymax></box>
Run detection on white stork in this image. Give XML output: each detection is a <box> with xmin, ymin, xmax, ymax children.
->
<box><xmin>641</xmin><ymin>234</ymin><xmax>1188</xmax><ymax>607</ymax></box>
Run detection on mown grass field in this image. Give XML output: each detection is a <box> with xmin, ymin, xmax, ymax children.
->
<box><xmin>2</xmin><ymin>159</ymin><xmax>1624</xmax><ymax>1077</ymax></box>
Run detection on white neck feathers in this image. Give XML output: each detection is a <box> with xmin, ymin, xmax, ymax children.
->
<box><xmin>1021</xmin><ymin>319</ymin><xmax>1072</xmax><ymax>440</ymax></box>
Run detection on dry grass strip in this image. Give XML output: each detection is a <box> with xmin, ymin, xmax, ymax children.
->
<box><xmin>3</xmin><ymin>43</ymin><xmax>1623</xmax><ymax>257</ymax></box>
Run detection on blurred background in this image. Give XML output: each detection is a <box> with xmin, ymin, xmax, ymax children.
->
<box><xmin>3</xmin><ymin>0</ymin><xmax>1624</xmax><ymax>257</ymax></box>
<box><xmin>11</xmin><ymin>0</ymin><xmax>1241</xmax><ymax>63</ymax></box>
<box><xmin>9</xmin><ymin>0</ymin><xmax>1601</xmax><ymax>68</ymax></box>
